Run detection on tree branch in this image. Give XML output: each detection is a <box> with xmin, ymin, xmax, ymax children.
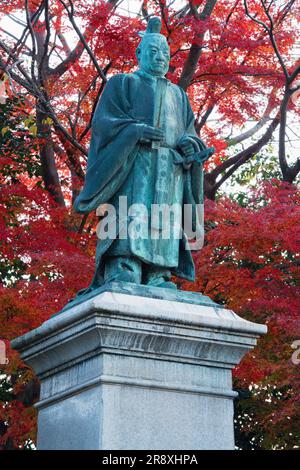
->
<box><xmin>204</xmin><ymin>112</ymin><xmax>281</xmax><ymax>199</ymax></box>
<box><xmin>38</xmin><ymin>0</ymin><xmax>51</xmax><ymax>81</ymax></box>
<box><xmin>78</xmin><ymin>68</ymin><xmax>110</xmax><ymax>142</ymax></box>
<box><xmin>50</xmin><ymin>0</ymin><xmax>107</xmax><ymax>82</ymax></box>
<box><xmin>195</xmin><ymin>104</ymin><xmax>214</xmax><ymax>133</ymax></box>
<box><xmin>278</xmin><ymin>87</ymin><xmax>300</xmax><ymax>182</ymax></box>
<box><xmin>25</xmin><ymin>0</ymin><xmax>38</xmax><ymax>81</ymax></box>
<box><xmin>226</xmin><ymin>91</ymin><xmax>277</xmax><ymax>146</ymax></box>
<box><xmin>178</xmin><ymin>0</ymin><xmax>217</xmax><ymax>90</ymax></box>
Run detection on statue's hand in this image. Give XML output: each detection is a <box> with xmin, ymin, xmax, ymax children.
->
<box><xmin>137</xmin><ymin>124</ymin><xmax>164</xmax><ymax>143</ymax></box>
<box><xmin>177</xmin><ymin>136</ymin><xmax>194</xmax><ymax>170</ymax></box>
<box><xmin>177</xmin><ymin>136</ymin><xmax>194</xmax><ymax>157</ymax></box>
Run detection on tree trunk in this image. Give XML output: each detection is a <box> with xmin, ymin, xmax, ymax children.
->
<box><xmin>36</xmin><ymin>106</ymin><xmax>65</xmax><ymax>206</ymax></box>
<box><xmin>178</xmin><ymin>0</ymin><xmax>217</xmax><ymax>90</ymax></box>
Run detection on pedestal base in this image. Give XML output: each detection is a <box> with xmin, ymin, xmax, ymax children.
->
<box><xmin>12</xmin><ymin>284</ymin><xmax>267</xmax><ymax>450</ymax></box>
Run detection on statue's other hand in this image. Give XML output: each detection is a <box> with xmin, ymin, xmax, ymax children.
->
<box><xmin>177</xmin><ymin>136</ymin><xmax>194</xmax><ymax>157</ymax></box>
<box><xmin>177</xmin><ymin>136</ymin><xmax>195</xmax><ymax>170</ymax></box>
<box><xmin>137</xmin><ymin>124</ymin><xmax>164</xmax><ymax>142</ymax></box>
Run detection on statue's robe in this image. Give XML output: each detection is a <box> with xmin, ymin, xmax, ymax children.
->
<box><xmin>74</xmin><ymin>70</ymin><xmax>206</xmax><ymax>288</ymax></box>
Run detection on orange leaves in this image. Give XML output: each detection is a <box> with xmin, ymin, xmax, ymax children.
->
<box><xmin>0</xmin><ymin>399</ymin><xmax>37</xmax><ymax>448</ymax></box>
<box><xmin>0</xmin><ymin>182</ymin><xmax>95</xmax><ymax>448</ymax></box>
<box><xmin>0</xmin><ymin>0</ymin><xmax>299</xmax><ymax>450</ymax></box>
<box><xmin>189</xmin><ymin>179</ymin><xmax>300</xmax><ymax>332</ymax></box>
<box><xmin>182</xmin><ymin>180</ymin><xmax>300</xmax><ymax>447</ymax></box>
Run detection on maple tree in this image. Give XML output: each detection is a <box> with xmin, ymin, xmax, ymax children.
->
<box><xmin>0</xmin><ymin>0</ymin><xmax>299</xmax><ymax>449</ymax></box>
<box><xmin>181</xmin><ymin>180</ymin><xmax>300</xmax><ymax>449</ymax></box>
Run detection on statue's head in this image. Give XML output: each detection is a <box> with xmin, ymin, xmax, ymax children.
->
<box><xmin>136</xmin><ymin>17</ymin><xmax>170</xmax><ymax>78</ymax></box>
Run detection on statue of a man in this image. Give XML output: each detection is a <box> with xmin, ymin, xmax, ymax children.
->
<box><xmin>74</xmin><ymin>17</ymin><xmax>213</xmax><ymax>291</ymax></box>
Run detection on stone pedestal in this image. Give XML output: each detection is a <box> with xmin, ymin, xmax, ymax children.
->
<box><xmin>11</xmin><ymin>283</ymin><xmax>267</xmax><ymax>450</ymax></box>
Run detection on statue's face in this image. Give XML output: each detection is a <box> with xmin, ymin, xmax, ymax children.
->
<box><xmin>137</xmin><ymin>36</ymin><xmax>170</xmax><ymax>77</ymax></box>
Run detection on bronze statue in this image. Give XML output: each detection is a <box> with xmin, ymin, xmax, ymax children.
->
<box><xmin>74</xmin><ymin>17</ymin><xmax>213</xmax><ymax>293</ymax></box>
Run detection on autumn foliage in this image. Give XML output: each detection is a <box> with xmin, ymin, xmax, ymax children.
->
<box><xmin>182</xmin><ymin>181</ymin><xmax>300</xmax><ymax>448</ymax></box>
<box><xmin>0</xmin><ymin>0</ymin><xmax>299</xmax><ymax>449</ymax></box>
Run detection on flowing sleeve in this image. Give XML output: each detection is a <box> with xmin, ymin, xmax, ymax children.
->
<box><xmin>74</xmin><ymin>74</ymin><xmax>142</xmax><ymax>214</ymax></box>
<box><xmin>179</xmin><ymin>90</ymin><xmax>208</xmax><ymax>235</ymax></box>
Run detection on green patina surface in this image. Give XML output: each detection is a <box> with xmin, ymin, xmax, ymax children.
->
<box><xmin>63</xmin><ymin>17</ymin><xmax>214</xmax><ymax>311</ymax></box>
